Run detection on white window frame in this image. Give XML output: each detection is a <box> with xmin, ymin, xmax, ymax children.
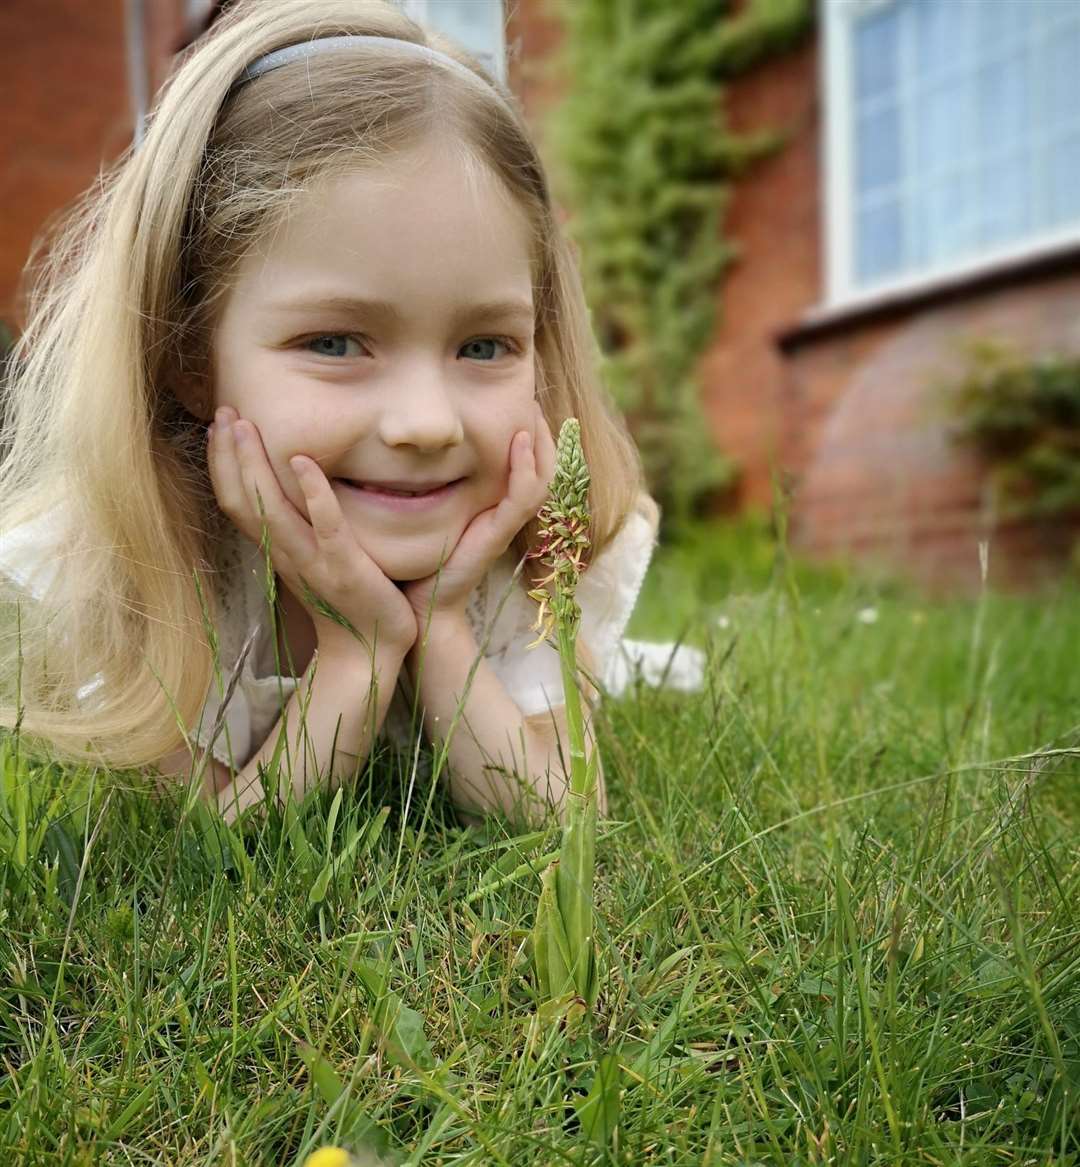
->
<box><xmin>821</xmin><ymin>0</ymin><xmax>1080</xmax><ymax>311</ymax></box>
<box><xmin>185</xmin><ymin>0</ymin><xmax>215</xmax><ymax>30</ymax></box>
<box><xmin>400</xmin><ymin>0</ymin><xmax>507</xmax><ymax>85</ymax></box>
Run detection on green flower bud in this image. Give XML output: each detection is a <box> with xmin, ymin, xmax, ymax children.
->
<box><xmin>550</xmin><ymin>418</ymin><xmax>590</xmax><ymax>516</ymax></box>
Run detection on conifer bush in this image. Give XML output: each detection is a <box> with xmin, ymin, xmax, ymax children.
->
<box><xmin>545</xmin><ymin>0</ymin><xmax>813</xmax><ymax>525</ymax></box>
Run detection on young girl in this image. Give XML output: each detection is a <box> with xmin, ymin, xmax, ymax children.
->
<box><xmin>0</xmin><ymin>0</ymin><xmax>659</xmax><ymax>828</ymax></box>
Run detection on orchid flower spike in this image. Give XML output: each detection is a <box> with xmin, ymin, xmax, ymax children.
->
<box><xmin>526</xmin><ymin>418</ymin><xmax>591</xmax><ymax>648</ymax></box>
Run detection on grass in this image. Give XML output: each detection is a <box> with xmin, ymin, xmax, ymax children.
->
<box><xmin>1</xmin><ymin>520</ymin><xmax>1079</xmax><ymax>1165</ymax></box>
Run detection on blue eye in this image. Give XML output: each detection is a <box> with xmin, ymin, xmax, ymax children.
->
<box><xmin>460</xmin><ymin>337</ymin><xmax>514</xmax><ymax>361</ymax></box>
<box><xmin>306</xmin><ymin>335</ymin><xmax>363</xmax><ymax>358</ymax></box>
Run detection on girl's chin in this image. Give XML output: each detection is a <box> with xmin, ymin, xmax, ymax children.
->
<box><xmin>348</xmin><ymin>516</ymin><xmax>478</xmax><ymax>582</ymax></box>
<box><xmin>386</xmin><ymin>565</ymin><xmax>438</xmax><ymax>584</ymax></box>
<box><xmin>367</xmin><ymin>542</ymin><xmax>457</xmax><ymax>584</ymax></box>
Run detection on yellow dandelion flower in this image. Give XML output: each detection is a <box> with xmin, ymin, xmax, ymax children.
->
<box><xmin>302</xmin><ymin>1149</ymin><xmax>354</xmax><ymax>1167</ymax></box>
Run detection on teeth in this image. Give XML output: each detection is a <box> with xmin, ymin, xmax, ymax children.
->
<box><xmin>358</xmin><ymin>483</ymin><xmax>435</xmax><ymax>497</ymax></box>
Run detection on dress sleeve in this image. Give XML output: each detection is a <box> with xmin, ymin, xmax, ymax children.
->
<box><xmin>0</xmin><ymin>509</ymin><xmax>66</xmax><ymax>600</ymax></box>
<box><xmin>187</xmin><ymin>533</ymin><xmax>299</xmax><ymax>772</ymax></box>
<box><xmin>0</xmin><ymin>509</ymin><xmax>108</xmax><ymax>707</ymax></box>
<box><xmin>482</xmin><ymin>492</ymin><xmax>660</xmax><ymax>717</ymax></box>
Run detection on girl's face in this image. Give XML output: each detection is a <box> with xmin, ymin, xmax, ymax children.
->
<box><xmin>208</xmin><ymin>139</ymin><xmax>538</xmax><ymax>581</ymax></box>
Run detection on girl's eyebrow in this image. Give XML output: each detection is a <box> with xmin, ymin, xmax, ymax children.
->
<box><xmin>263</xmin><ymin>293</ymin><xmax>534</xmax><ymax>327</ymax></box>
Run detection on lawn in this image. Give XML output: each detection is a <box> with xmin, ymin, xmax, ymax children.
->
<box><xmin>1</xmin><ymin>521</ymin><xmax>1078</xmax><ymax>1165</ymax></box>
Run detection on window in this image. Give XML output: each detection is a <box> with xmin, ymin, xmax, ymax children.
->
<box><xmin>398</xmin><ymin>0</ymin><xmax>507</xmax><ymax>85</ymax></box>
<box><xmin>823</xmin><ymin>0</ymin><xmax>1080</xmax><ymax>303</ymax></box>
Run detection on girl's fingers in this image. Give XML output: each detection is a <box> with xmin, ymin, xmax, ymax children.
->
<box><xmin>209</xmin><ymin>415</ymin><xmax>415</xmax><ymax>648</ymax></box>
<box><xmin>532</xmin><ymin>405</ymin><xmax>557</xmax><ymax>491</ymax></box>
<box><xmin>230</xmin><ymin>420</ymin><xmax>315</xmax><ymax>564</ymax></box>
<box><xmin>442</xmin><ymin>432</ymin><xmax>530</xmax><ymax>566</ymax></box>
<box><xmin>209</xmin><ymin>420</ymin><xmax>306</xmax><ymax>583</ymax></box>
<box><xmin>219</xmin><ymin>421</ymin><xmax>370</xmax><ymax>579</ymax></box>
<box><xmin>510</xmin><ymin>430</ymin><xmax>543</xmax><ymax>511</ymax></box>
<box><xmin>290</xmin><ymin>456</ymin><xmax>349</xmax><ymax>546</ymax></box>
<box><xmin>207</xmin><ymin>418</ymin><xmax>247</xmax><ymax>520</ymax></box>
<box><xmin>479</xmin><ymin>430</ymin><xmax>543</xmax><ymax>551</ymax></box>
<box><xmin>291</xmin><ymin>457</ymin><xmax>392</xmax><ymax>587</ymax></box>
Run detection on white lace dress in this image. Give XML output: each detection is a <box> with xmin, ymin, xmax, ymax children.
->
<box><xmin>0</xmin><ymin>494</ymin><xmax>664</xmax><ymax>772</ymax></box>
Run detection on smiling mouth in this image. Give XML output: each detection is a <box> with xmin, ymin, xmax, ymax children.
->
<box><xmin>334</xmin><ymin>479</ymin><xmax>467</xmax><ymax>510</ymax></box>
<box><xmin>339</xmin><ymin>479</ymin><xmax>463</xmax><ymax>498</ymax></box>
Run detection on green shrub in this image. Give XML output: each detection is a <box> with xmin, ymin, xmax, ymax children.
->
<box><xmin>945</xmin><ymin>337</ymin><xmax>1080</xmax><ymax>521</ymax></box>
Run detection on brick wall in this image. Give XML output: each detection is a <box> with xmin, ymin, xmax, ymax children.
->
<box><xmin>1</xmin><ymin>1</ymin><xmax>129</xmax><ymax>329</ymax></box>
<box><xmin>699</xmin><ymin>31</ymin><xmax>822</xmax><ymax>512</ymax></box>
<box><xmin>0</xmin><ymin>0</ymin><xmax>186</xmax><ymax>331</ymax></box>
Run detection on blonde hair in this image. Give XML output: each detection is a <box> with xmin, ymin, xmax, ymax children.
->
<box><xmin>0</xmin><ymin>0</ymin><xmax>650</xmax><ymax>770</ymax></box>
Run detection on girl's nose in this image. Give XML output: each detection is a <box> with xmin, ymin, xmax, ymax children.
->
<box><xmin>378</xmin><ymin>369</ymin><xmax>465</xmax><ymax>450</ymax></box>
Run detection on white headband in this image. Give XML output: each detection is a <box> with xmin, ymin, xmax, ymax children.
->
<box><xmin>229</xmin><ymin>34</ymin><xmax>489</xmax><ymax>96</ymax></box>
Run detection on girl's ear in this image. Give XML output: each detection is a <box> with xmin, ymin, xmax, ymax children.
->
<box><xmin>168</xmin><ymin>371</ymin><xmax>213</xmax><ymax>422</ymax></box>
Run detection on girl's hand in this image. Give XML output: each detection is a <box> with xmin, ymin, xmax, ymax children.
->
<box><xmin>404</xmin><ymin>401</ymin><xmax>557</xmax><ymax>626</ymax></box>
<box><xmin>207</xmin><ymin>407</ymin><xmax>417</xmax><ymax>660</ymax></box>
